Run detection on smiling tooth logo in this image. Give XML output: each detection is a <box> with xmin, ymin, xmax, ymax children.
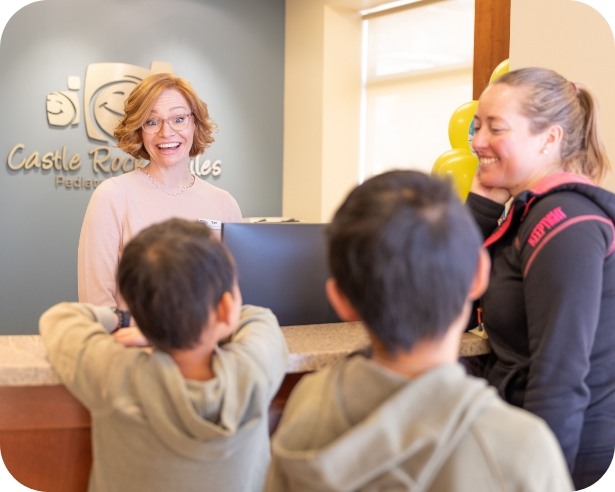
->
<box><xmin>46</xmin><ymin>75</ymin><xmax>80</xmax><ymax>127</ymax></box>
<box><xmin>46</xmin><ymin>61</ymin><xmax>173</xmax><ymax>143</ymax></box>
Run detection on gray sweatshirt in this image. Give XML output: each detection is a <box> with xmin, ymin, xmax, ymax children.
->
<box><xmin>266</xmin><ymin>357</ymin><xmax>573</xmax><ymax>491</ymax></box>
<box><xmin>40</xmin><ymin>303</ymin><xmax>288</xmax><ymax>492</ymax></box>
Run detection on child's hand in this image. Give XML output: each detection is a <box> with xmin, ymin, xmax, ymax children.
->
<box><xmin>113</xmin><ymin>327</ymin><xmax>150</xmax><ymax>347</ymax></box>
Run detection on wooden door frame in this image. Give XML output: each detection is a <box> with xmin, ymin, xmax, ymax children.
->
<box><xmin>473</xmin><ymin>0</ymin><xmax>511</xmax><ymax>99</ymax></box>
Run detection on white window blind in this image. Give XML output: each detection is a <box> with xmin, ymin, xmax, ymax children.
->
<box><xmin>361</xmin><ymin>0</ymin><xmax>475</xmax><ymax>179</ymax></box>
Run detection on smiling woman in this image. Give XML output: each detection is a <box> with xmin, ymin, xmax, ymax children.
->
<box><xmin>467</xmin><ymin>66</ymin><xmax>615</xmax><ymax>490</ymax></box>
<box><xmin>77</xmin><ymin>73</ymin><xmax>243</xmax><ymax>313</ymax></box>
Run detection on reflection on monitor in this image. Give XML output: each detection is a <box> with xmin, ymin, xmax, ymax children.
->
<box><xmin>221</xmin><ymin>222</ymin><xmax>340</xmax><ymax>326</ymax></box>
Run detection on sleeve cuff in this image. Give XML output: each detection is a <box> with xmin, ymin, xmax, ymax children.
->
<box><xmin>466</xmin><ymin>192</ymin><xmax>506</xmax><ymax>237</ymax></box>
<box><xmin>86</xmin><ymin>305</ymin><xmax>119</xmax><ymax>333</ymax></box>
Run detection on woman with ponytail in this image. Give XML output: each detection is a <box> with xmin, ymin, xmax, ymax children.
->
<box><xmin>468</xmin><ymin>67</ymin><xmax>615</xmax><ymax>489</ymax></box>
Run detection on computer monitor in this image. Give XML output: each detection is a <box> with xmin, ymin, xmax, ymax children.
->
<box><xmin>221</xmin><ymin>222</ymin><xmax>341</xmax><ymax>326</ymax></box>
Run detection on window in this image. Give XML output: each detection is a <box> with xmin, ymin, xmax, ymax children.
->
<box><xmin>361</xmin><ymin>0</ymin><xmax>475</xmax><ymax>179</ymax></box>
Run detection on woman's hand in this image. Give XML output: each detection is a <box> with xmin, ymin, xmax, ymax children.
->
<box><xmin>471</xmin><ymin>171</ymin><xmax>511</xmax><ymax>204</ymax></box>
<box><xmin>113</xmin><ymin>327</ymin><xmax>150</xmax><ymax>347</ymax></box>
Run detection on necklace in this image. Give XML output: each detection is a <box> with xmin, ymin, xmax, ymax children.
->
<box><xmin>140</xmin><ymin>166</ymin><xmax>196</xmax><ymax>196</ymax></box>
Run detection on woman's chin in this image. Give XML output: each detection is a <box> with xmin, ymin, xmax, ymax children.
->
<box><xmin>477</xmin><ymin>172</ymin><xmax>500</xmax><ymax>189</ymax></box>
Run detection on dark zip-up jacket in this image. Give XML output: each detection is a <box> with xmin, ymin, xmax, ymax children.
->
<box><xmin>467</xmin><ymin>172</ymin><xmax>615</xmax><ymax>487</ymax></box>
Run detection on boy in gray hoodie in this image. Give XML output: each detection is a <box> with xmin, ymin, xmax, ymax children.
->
<box><xmin>265</xmin><ymin>170</ymin><xmax>572</xmax><ymax>492</ymax></box>
<box><xmin>40</xmin><ymin>218</ymin><xmax>288</xmax><ymax>492</ymax></box>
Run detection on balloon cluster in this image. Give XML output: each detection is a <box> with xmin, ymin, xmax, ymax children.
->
<box><xmin>431</xmin><ymin>59</ymin><xmax>510</xmax><ymax>201</ymax></box>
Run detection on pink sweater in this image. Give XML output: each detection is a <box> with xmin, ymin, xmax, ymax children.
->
<box><xmin>77</xmin><ymin>169</ymin><xmax>242</xmax><ymax>309</ymax></box>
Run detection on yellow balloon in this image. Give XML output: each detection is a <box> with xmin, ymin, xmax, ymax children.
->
<box><xmin>448</xmin><ymin>100</ymin><xmax>478</xmax><ymax>151</ymax></box>
<box><xmin>432</xmin><ymin>149</ymin><xmax>479</xmax><ymax>201</ymax></box>
<box><xmin>432</xmin><ymin>148</ymin><xmax>468</xmax><ymax>171</ymax></box>
<box><xmin>489</xmin><ymin>58</ymin><xmax>510</xmax><ymax>83</ymax></box>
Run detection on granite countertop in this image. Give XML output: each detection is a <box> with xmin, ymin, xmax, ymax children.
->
<box><xmin>0</xmin><ymin>322</ymin><xmax>490</xmax><ymax>386</ymax></box>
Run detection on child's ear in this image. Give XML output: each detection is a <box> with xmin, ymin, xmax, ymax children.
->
<box><xmin>468</xmin><ymin>248</ymin><xmax>490</xmax><ymax>301</ymax></box>
<box><xmin>326</xmin><ymin>278</ymin><xmax>361</xmax><ymax>322</ymax></box>
<box><xmin>212</xmin><ymin>290</ymin><xmax>241</xmax><ymax>344</ymax></box>
<box><xmin>215</xmin><ymin>291</ymin><xmax>235</xmax><ymax>326</ymax></box>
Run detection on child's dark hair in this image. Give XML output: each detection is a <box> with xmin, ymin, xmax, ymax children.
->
<box><xmin>326</xmin><ymin>170</ymin><xmax>482</xmax><ymax>353</ymax></box>
<box><xmin>118</xmin><ymin>218</ymin><xmax>236</xmax><ymax>352</ymax></box>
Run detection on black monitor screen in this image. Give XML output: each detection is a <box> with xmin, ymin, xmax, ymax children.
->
<box><xmin>221</xmin><ymin>222</ymin><xmax>340</xmax><ymax>326</ymax></box>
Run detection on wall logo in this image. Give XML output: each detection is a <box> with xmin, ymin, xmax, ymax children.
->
<box><xmin>6</xmin><ymin>60</ymin><xmax>222</xmax><ymax>191</ymax></box>
<box><xmin>46</xmin><ymin>61</ymin><xmax>172</xmax><ymax>143</ymax></box>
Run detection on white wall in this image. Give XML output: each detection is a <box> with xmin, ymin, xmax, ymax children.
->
<box><xmin>283</xmin><ymin>0</ymin><xmax>362</xmax><ymax>222</ymax></box>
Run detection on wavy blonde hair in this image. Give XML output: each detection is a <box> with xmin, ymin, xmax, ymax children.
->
<box><xmin>114</xmin><ymin>73</ymin><xmax>216</xmax><ymax>160</ymax></box>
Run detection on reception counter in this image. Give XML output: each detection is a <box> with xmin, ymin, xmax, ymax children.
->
<box><xmin>0</xmin><ymin>322</ymin><xmax>489</xmax><ymax>492</ymax></box>
<box><xmin>0</xmin><ymin>322</ymin><xmax>490</xmax><ymax>385</ymax></box>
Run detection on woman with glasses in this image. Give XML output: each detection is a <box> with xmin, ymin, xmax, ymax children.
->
<box><xmin>77</xmin><ymin>73</ymin><xmax>242</xmax><ymax>342</ymax></box>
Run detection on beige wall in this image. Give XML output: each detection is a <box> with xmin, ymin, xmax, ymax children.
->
<box><xmin>501</xmin><ymin>0</ymin><xmax>615</xmax><ymax>190</ymax></box>
<box><xmin>283</xmin><ymin>0</ymin><xmax>362</xmax><ymax>222</ymax></box>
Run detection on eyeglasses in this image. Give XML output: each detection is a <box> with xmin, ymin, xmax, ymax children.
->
<box><xmin>141</xmin><ymin>113</ymin><xmax>193</xmax><ymax>134</ymax></box>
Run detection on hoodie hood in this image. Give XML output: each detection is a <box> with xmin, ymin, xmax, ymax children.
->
<box><xmin>271</xmin><ymin>361</ymin><xmax>497</xmax><ymax>491</ymax></box>
<box><xmin>521</xmin><ymin>172</ymin><xmax>615</xmax><ymax>223</ymax></box>
<box><xmin>484</xmin><ymin>172</ymin><xmax>615</xmax><ymax>250</ymax></box>
<box><xmin>134</xmin><ymin>348</ymin><xmax>267</xmax><ymax>460</ymax></box>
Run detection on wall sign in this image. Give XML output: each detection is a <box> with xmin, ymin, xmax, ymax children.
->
<box><xmin>5</xmin><ymin>59</ymin><xmax>222</xmax><ymax>190</ymax></box>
